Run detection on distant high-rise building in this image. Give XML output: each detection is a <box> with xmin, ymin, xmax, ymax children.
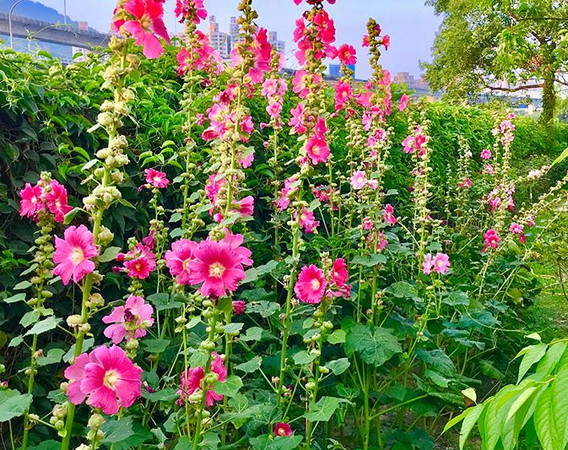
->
<box><xmin>268</xmin><ymin>31</ymin><xmax>285</xmax><ymax>54</ymax></box>
<box><xmin>208</xmin><ymin>15</ymin><xmax>230</xmax><ymax>59</ymax></box>
<box><xmin>394</xmin><ymin>72</ymin><xmax>429</xmax><ymax>91</ymax></box>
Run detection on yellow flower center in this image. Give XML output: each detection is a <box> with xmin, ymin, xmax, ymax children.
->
<box><xmin>103</xmin><ymin>369</ymin><xmax>120</xmax><ymax>389</ymax></box>
<box><xmin>209</xmin><ymin>262</ymin><xmax>226</xmax><ymax>278</ymax></box>
<box><xmin>70</xmin><ymin>247</ymin><xmax>85</xmax><ymax>265</ymax></box>
<box><xmin>311</xmin><ymin>279</ymin><xmax>321</xmax><ymax>290</ymax></box>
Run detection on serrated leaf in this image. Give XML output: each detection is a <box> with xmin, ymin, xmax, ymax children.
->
<box><xmin>327</xmin><ymin>329</ymin><xmax>346</xmax><ymax>344</ymax></box>
<box><xmin>304</xmin><ymin>396</ymin><xmax>341</xmax><ymax>422</ymax></box>
<box><xmin>213</xmin><ymin>375</ymin><xmax>242</xmax><ymax>397</ymax></box>
<box><xmin>326</xmin><ymin>358</ymin><xmax>350</xmax><ymax>376</ymax></box>
<box><xmin>293</xmin><ymin>351</ymin><xmax>316</xmax><ymax>365</ymax></box>
<box><xmin>98</xmin><ymin>246</ymin><xmax>121</xmax><ymax>263</ymax></box>
<box><xmin>37</xmin><ymin>348</ymin><xmax>65</xmax><ymax>366</ymax></box>
<box><xmin>101</xmin><ymin>417</ymin><xmax>135</xmax><ymax>444</ymax></box>
<box><xmin>25</xmin><ymin>316</ymin><xmax>60</xmax><ymax>336</ymax></box>
<box><xmin>344</xmin><ymin>324</ymin><xmax>402</xmax><ymax>367</ymax></box>
<box><xmin>235</xmin><ymin>356</ymin><xmax>262</xmax><ymax>374</ymax></box>
<box><xmin>142</xmin><ymin>339</ymin><xmax>171</xmax><ymax>354</ymax></box>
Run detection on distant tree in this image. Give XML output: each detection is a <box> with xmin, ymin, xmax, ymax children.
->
<box><xmin>423</xmin><ymin>0</ymin><xmax>568</xmax><ymax>127</ymax></box>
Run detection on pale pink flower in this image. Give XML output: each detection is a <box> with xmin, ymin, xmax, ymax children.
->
<box><xmin>177</xmin><ymin>352</ymin><xmax>227</xmax><ymax>406</ymax></box>
<box><xmin>509</xmin><ymin>223</ymin><xmax>524</xmax><ymax>234</ymax></box>
<box><xmin>432</xmin><ymin>253</ymin><xmax>450</xmax><ymax>274</ymax></box>
<box><xmin>102</xmin><ymin>295</ymin><xmax>154</xmax><ymax>344</ymax></box>
<box><xmin>383</xmin><ymin>204</ymin><xmax>397</xmax><ymax>226</ymax></box>
<box><xmin>483</xmin><ymin>164</ymin><xmax>495</xmax><ymax>175</ymax></box>
<box><xmin>422</xmin><ymin>253</ymin><xmax>433</xmax><ymax>275</ymax></box>
<box><xmin>351</xmin><ymin>171</ymin><xmax>367</xmax><ymax>190</ymax></box>
<box><xmin>165</xmin><ymin>239</ymin><xmax>197</xmax><ymax>285</ymax></box>
<box><xmin>305</xmin><ymin>134</ymin><xmax>330</xmax><ymax>165</ymax></box>
<box><xmin>65</xmin><ymin>345</ymin><xmax>142</xmax><ymax>415</ymax></box>
<box><xmin>398</xmin><ymin>94</ymin><xmax>410</xmax><ymax>111</ymax></box>
<box><xmin>144</xmin><ymin>168</ymin><xmax>170</xmax><ymax>189</ymax></box>
<box><xmin>294</xmin><ymin>265</ymin><xmax>326</xmax><ymax>304</ymax></box>
<box><xmin>53</xmin><ymin>225</ymin><xmax>98</xmax><ymax>285</ymax></box>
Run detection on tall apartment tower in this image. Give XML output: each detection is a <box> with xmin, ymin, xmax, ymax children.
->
<box><xmin>208</xmin><ymin>15</ymin><xmax>230</xmax><ymax>59</ymax></box>
<box><xmin>268</xmin><ymin>31</ymin><xmax>286</xmax><ymax>54</ymax></box>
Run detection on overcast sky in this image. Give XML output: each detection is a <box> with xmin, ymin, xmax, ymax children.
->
<box><xmin>34</xmin><ymin>0</ymin><xmax>441</xmax><ymax>79</ymax></box>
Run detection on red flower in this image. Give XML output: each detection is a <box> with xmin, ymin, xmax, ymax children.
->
<box><xmin>274</xmin><ymin>422</ymin><xmax>292</xmax><ymax>437</ymax></box>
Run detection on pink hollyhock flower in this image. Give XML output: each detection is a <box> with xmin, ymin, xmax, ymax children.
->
<box><xmin>45</xmin><ymin>180</ymin><xmax>73</xmax><ymax>223</ymax></box>
<box><xmin>518</xmin><ymin>233</ymin><xmax>527</xmax><ymax>243</ymax></box>
<box><xmin>432</xmin><ymin>253</ymin><xmax>450</xmax><ymax>274</ymax></box>
<box><xmin>480</xmin><ymin>149</ymin><xmax>492</xmax><ymax>160</ymax></box>
<box><xmin>274</xmin><ymin>422</ymin><xmax>292</xmax><ymax>437</ymax></box>
<box><xmin>313</xmin><ymin>185</ymin><xmax>330</xmax><ymax>203</ymax></box>
<box><xmin>19</xmin><ymin>182</ymin><xmax>44</xmax><ymax>219</ymax></box>
<box><xmin>188</xmin><ymin>240</ymin><xmax>247</xmax><ymax>298</ymax></box>
<box><xmin>422</xmin><ymin>253</ymin><xmax>433</xmax><ymax>275</ymax></box>
<box><xmin>457</xmin><ymin>178</ymin><xmax>472</xmax><ymax>189</ymax></box>
<box><xmin>294</xmin><ymin>265</ymin><xmax>327</xmax><ymax>304</ymax></box>
<box><xmin>399</xmin><ymin>94</ymin><xmax>410</xmax><ymax>111</ymax></box>
<box><xmin>205</xmin><ymin>173</ymin><xmax>227</xmax><ymax>206</ymax></box>
<box><xmin>526</xmin><ymin>215</ymin><xmax>536</xmax><ymax>227</ymax></box>
<box><xmin>118</xmin><ymin>0</ymin><xmax>170</xmax><ymax>59</ymax></box>
<box><xmin>337</xmin><ymin>44</ymin><xmax>357</xmax><ymax>65</ymax></box>
<box><xmin>142</xmin><ymin>231</ymin><xmax>156</xmax><ymax>249</ymax></box>
<box><xmin>102</xmin><ymin>295</ymin><xmax>154</xmax><ymax>344</ymax></box>
<box><xmin>335</xmin><ymin>81</ymin><xmax>353</xmax><ymax>110</ymax></box>
<box><xmin>483</xmin><ymin>164</ymin><xmax>494</xmax><ymax>175</ymax></box>
<box><xmin>276</xmin><ymin>176</ymin><xmax>300</xmax><ymax>210</ymax></box>
<box><xmin>305</xmin><ymin>134</ymin><xmax>331</xmax><ymax>165</ymax></box>
<box><xmin>362</xmin><ymin>217</ymin><xmax>374</xmax><ymax>230</ymax></box>
<box><xmin>381</xmin><ymin>35</ymin><xmax>391</xmax><ymax>50</ymax></box>
<box><xmin>331</xmin><ymin>258</ymin><xmax>348</xmax><ymax>287</ymax></box>
<box><xmin>289</xmin><ymin>103</ymin><xmax>307</xmax><ymax>135</ymax></box>
<box><xmin>234</xmin><ymin>196</ymin><xmax>254</xmax><ymax>217</ymax></box>
<box><xmin>362</xmin><ymin>35</ymin><xmax>370</xmax><ymax>47</ymax></box>
<box><xmin>123</xmin><ymin>244</ymin><xmax>156</xmax><ymax>279</ymax></box>
<box><xmin>177</xmin><ymin>352</ymin><xmax>227</xmax><ymax>407</ymax></box>
<box><xmin>65</xmin><ymin>345</ymin><xmax>142</xmax><ymax>415</ymax></box>
<box><xmin>383</xmin><ymin>204</ymin><xmax>397</xmax><ymax>226</ymax></box>
<box><xmin>509</xmin><ymin>223</ymin><xmax>524</xmax><ymax>234</ymax></box>
<box><xmin>165</xmin><ymin>239</ymin><xmax>197</xmax><ymax>284</ymax></box>
<box><xmin>232</xmin><ymin>300</ymin><xmax>246</xmax><ymax>315</ymax></box>
<box><xmin>483</xmin><ymin>229</ymin><xmax>501</xmax><ymax>251</ymax></box>
<box><xmin>313</xmin><ymin>10</ymin><xmax>336</xmax><ymax>44</ymax></box>
<box><xmin>295</xmin><ymin>208</ymin><xmax>320</xmax><ymax>234</ymax></box>
<box><xmin>144</xmin><ymin>168</ymin><xmax>170</xmax><ymax>189</ymax></box>
<box><xmin>267</xmin><ymin>102</ymin><xmax>283</xmax><ymax>119</ymax></box>
<box><xmin>218</xmin><ymin>231</ymin><xmax>253</xmax><ymax>267</ymax></box>
<box><xmin>240</xmin><ymin>150</ymin><xmax>255</xmax><ymax>168</ymax></box>
<box><xmin>174</xmin><ymin>0</ymin><xmax>207</xmax><ymax>24</ymax></box>
<box><xmin>351</xmin><ymin>171</ymin><xmax>367</xmax><ymax>190</ymax></box>
<box><xmin>376</xmin><ymin>232</ymin><xmax>388</xmax><ymax>251</ymax></box>
<box><xmin>53</xmin><ymin>225</ymin><xmax>98</xmax><ymax>285</ymax></box>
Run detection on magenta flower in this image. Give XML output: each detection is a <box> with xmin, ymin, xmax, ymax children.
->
<box><xmin>165</xmin><ymin>239</ymin><xmax>197</xmax><ymax>285</ymax></box>
<box><xmin>306</xmin><ymin>134</ymin><xmax>331</xmax><ymax>165</ymax></box>
<box><xmin>19</xmin><ymin>183</ymin><xmax>44</xmax><ymax>219</ymax></box>
<box><xmin>174</xmin><ymin>0</ymin><xmax>207</xmax><ymax>23</ymax></box>
<box><xmin>188</xmin><ymin>240</ymin><xmax>248</xmax><ymax>298</ymax></box>
<box><xmin>45</xmin><ymin>180</ymin><xmax>73</xmax><ymax>223</ymax></box>
<box><xmin>295</xmin><ymin>265</ymin><xmax>326</xmax><ymax>304</ymax></box>
<box><xmin>362</xmin><ymin>217</ymin><xmax>374</xmax><ymax>230</ymax></box>
<box><xmin>480</xmin><ymin>149</ymin><xmax>492</xmax><ymax>160</ymax></box>
<box><xmin>289</xmin><ymin>103</ymin><xmax>307</xmax><ymax>135</ymax></box>
<box><xmin>123</xmin><ymin>243</ymin><xmax>156</xmax><ymax>279</ymax></box>
<box><xmin>234</xmin><ymin>196</ymin><xmax>255</xmax><ymax>217</ymax></box>
<box><xmin>335</xmin><ymin>81</ymin><xmax>353</xmax><ymax>110</ymax></box>
<box><xmin>102</xmin><ymin>295</ymin><xmax>154</xmax><ymax>344</ymax></box>
<box><xmin>483</xmin><ymin>229</ymin><xmax>501</xmax><ymax>251</ymax></box>
<box><xmin>274</xmin><ymin>422</ymin><xmax>293</xmax><ymax>437</ymax></box>
<box><xmin>399</xmin><ymin>94</ymin><xmax>410</xmax><ymax>111</ymax></box>
<box><xmin>509</xmin><ymin>223</ymin><xmax>524</xmax><ymax>234</ymax></box>
<box><xmin>53</xmin><ymin>225</ymin><xmax>98</xmax><ymax>285</ymax></box>
<box><xmin>144</xmin><ymin>168</ymin><xmax>170</xmax><ymax>189</ymax></box>
<box><xmin>432</xmin><ymin>253</ymin><xmax>450</xmax><ymax>274</ymax></box>
<box><xmin>331</xmin><ymin>258</ymin><xmax>348</xmax><ymax>287</ymax></box>
<box><xmin>351</xmin><ymin>171</ymin><xmax>367</xmax><ymax>190</ymax></box>
<box><xmin>337</xmin><ymin>44</ymin><xmax>357</xmax><ymax>65</ymax></box>
<box><xmin>381</xmin><ymin>35</ymin><xmax>391</xmax><ymax>50</ymax></box>
<box><xmin>177</xmin><ymin>352</ymin><xmax>227</xmax><ymax>407</ymax></box>
<box><xmin>457</xmin><ymin>178</ymin><xmax>472</xmax><ymax>189</ymax></box>
<box><xmin>218</xmin><ymin>231</ymin><xmax>254</xmax><ymax>267</ymax></box>
<box><xmin>383</xmin><ymin>204</ymin><xmax>397</xmax><ymax>226</ymax></box>
<box><xmin>295</xmin><ymin>208</ymin><xmax>320</xmax><ymax>234</ymax></box>
<box><xmin>232</xmin><ymin>300</ymin><xmax>246</xmax><ymax>315</ymax></box>
<box><xmin>117</xmin><ymin>0</ymin><xmax>171</xmax><ymax>59</ymax></box>
<box><xmin>65</xmin><ymin>345</ymin><xmax>142</xmax><ymax>415</ymax></box>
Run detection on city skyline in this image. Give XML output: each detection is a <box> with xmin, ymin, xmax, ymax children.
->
<box><xmin>19</xmin><ymin>0</ymin><xmax>442</xmax><ymax>80</ymax></box>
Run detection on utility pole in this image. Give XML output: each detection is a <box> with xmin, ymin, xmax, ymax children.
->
<box><xmin>8</xmin><ymin>0</ymin><xmax>25</xmax><ymax>49</ymax></box>
<box><xmin>63</xmin><ymin>0</ymin><xmax>67</xmax><ymax>25</ymax></box>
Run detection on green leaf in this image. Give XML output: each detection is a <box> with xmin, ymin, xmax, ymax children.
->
<box><xmin>327</xmin><ymin>329</ymin><xmax>346</xmax><ymax>344</ymax></box>
<box><xmin>14</xmin><ymin>280</ymin><xmax>32</xmax><ymax>290</ymax></box>
<box><xmin>142</xmin><ymin>388</ymin><xmax>178</xmax><ymax>402</ymax></box>
<box><xmin>98</xmin><ymin>246</ymin><xmax>122</xmax><ymax>263</ymax></box>
<box><xmin>213</xmin><ymin>375</ymin><xmax>242</xmax><ymax>397</ymax></box>
<box><xmin>174</xmin><ymin>437</ymin><xmax>192</xmax><ymax>449</ymax></box>
<box><xmin>0</xmin><ymin>390</ymin><xmax>33</xmax><ymax>422</ymax></box>
<box><xmin>293</xmin><ymin>351</ymin><xmax>316</xmax><ymax>365</ymax></box>
<box><xmin>249</xmin><ymin>434</ymin><xmax>303</xmax><ymax>450</ymax></box>
<box><xmin>444</xmin><ymin>291</ymin><xmax>470</xmax><ymax>306</ymax></box>
<box><xmin>37</xmin><ymin>348</ymin><xmax>65</xmax><ymax>366</ymax></box>
<box><xmin>25</xmin><ymin>316</ymin><xmax>60</xmax><ymax>336</ymax></box>
<box><xmin>534</xmin><ymin>388</ymin><xmax>558</xmax><ymax>450</ymax></box>
<box><xmin>344</xmin><ymin>324</ymin><xmax>402</xmax><ymax>367</ymax></box>
<box><xmin>147</xmin><ymin>293</ymin><xmax>182</xmax><ymax>311</ymax></box>
<box><xmin>304</xmin><ymin>396</ymin><xmax>341</xmax><ymax>422</ymax></box>
<box><xmin>517</xmin><ymin>344</ymin><xmax>547</xmax><ymax>382</ymax></box>
<box><xmin>386</xmin><ymin>281</ymin><xmax>418</xmax><ymax>299</ymax></box>
<box><xmin>235</xmin><ymin>356</ymin><xmax>262</xmax><ymax>374</ymax></box>
<box><xmin>101</xmin><ymin>416</ymin><xmax>135</xmax><ymax>444</ymax></box>
<box><xmin>352</xmin><ymin>253</ymin><xmax>387</xmax><ymax>267</ymax></box>
<box><xmin>142</xmin><ymin>338</ymin><xmax>171</xmax><ymax>354</ymax></box>
<box><xmin>244</xmin><ymin>260</ymin><xmax>280</xmax><ymax>284</ymax></box>
<box><xmin>241</xmin><ymin>327</ymin><xmax>263</xmax><ymax>342</ymax></box>
<box><xmin>3</xmin><ymin>293</ymin><xmax>25</xmax><ymax>304</ymax></box>
<box><xmin>326</xmin><ymin>358</ymin><xmax>350</xmax><ymax>376</ymax></box>
<box><xmin>20</xmin><ymin>310</ymin><xmax>41</xmax><ymax>328</ymax></box>
<box><xmin>551</xmin><ymin>365</ymin><xmax>568</xmax><ymax>448</ymax></box>
<box><xmin>27</xmin><ymin>441</ymin><xmax>60</xmax><ymax>450</ymax></box>
<box><xmin>458</xmin><ymin>404</ymin><xmax>486</xmax><ymax>450</ymax></box>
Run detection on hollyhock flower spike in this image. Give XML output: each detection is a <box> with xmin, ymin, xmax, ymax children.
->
<box><xmin>53</xmin><ymin>225</ymin><xmax>99</xmax><ymax>285</ymax></box>
<box><xmin>295</xmin><ymin>265</ymin><xmax>327</xmax><ymax>304</ymax></box>
<box><xmin>483</xmin><ymin>229</ymin><xmax>501</xmax><ymax>251</ymax></box>
<box><xmin>102</xmin><ymin>295</ymin><xmax>154</xmax><ymax>344</ymax></box>
<box><xmin>177</xmin><ymin>352</ymin><xmax>227</xmax><ymax>406</ymax></box>
<box><xmin>115</xmin><ymin>0</ymin><xmax>171</xmax><ymax>59</ymax></box>
<box><xmin>45</xmin><ymin>180</ymin><xmax>73</xmax><ymax>223</ymax></box>
<box><xmin>165</xmin><ymin>239</ymin><xmax>197</xmax><ymax>285</ymax></box>
<box><xmin>65</xmin><ymin>345</ymin><xmax>142</xmax><ymax>415</ymax></box>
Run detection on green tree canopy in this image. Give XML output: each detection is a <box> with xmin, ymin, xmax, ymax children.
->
<box><xmin>424</xmin><ymin>0</ymin><xmax>568</xmax><ymax>125</ymax></box>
